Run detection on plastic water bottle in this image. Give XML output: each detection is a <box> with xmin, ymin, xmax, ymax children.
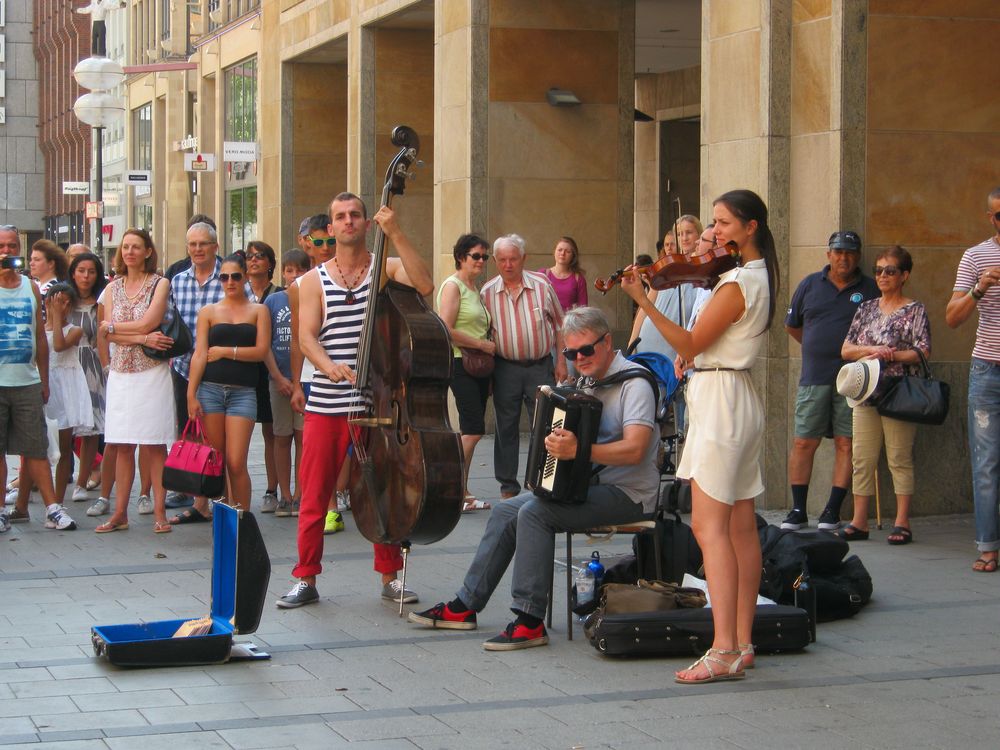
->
<box><xmin>588</xmin><ymin>551</ymin><xmax>605</xmax><ymax>589</ymax></box>
<box><xmin>575</xmin><ymin>566</ymin><xmax>596</xmax><ymax>607</ymax></box>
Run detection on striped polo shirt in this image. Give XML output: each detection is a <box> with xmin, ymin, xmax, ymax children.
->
<box><xmin>954</xmin><ymin>237</ymin><xmax>1000</xmax><ymax>363</ymax></box>
<box><xmin>306</xmin><ymin>262</ymin><xmax>370</xmax><ymax>416</ymax></box>
<box><xmin>480</xmin><ymin>269</ymin><xmax>563</xmax><ymax>362</ymax></box>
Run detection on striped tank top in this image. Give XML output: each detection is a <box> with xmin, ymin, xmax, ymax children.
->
<box><xmin>306</xmin><ymin>261</ymin><xmax>371</xmax><ymax>416</ymax></box>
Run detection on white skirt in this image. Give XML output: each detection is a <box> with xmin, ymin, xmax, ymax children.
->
<box><xmin>45</xmin><ymin>366</ymin><xmax>95</xmax><ymax>431</ymax></box>
<box><xmin>105</xmin><ymin>364</ymin><xmax>176</xmax><ymax>445</ymax></box>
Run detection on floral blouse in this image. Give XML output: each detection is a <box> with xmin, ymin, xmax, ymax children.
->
<box><xmin>845</xmin><ymin>299</ymin><xmax>931</xmax><ymax>379</ymax></box>
<box><xmin>108</xmin><ymin>274</ymin><xmax>163</xmax><ymax>374</ymax></box>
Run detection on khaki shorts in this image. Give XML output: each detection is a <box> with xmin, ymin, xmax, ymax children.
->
<box><xmin>269</xmin><ymin>379</ymin><xmax>304</xmax><ymax>437</ymax></box>
<box><xmin>0</xmin><ymin>383</ymin><xmax>49</xmax><ymax>459</ymax></box>
<box><xmin>794</xmin><ymin>385</ymin><xmax>853</xmax><ymax>439</ymax></box>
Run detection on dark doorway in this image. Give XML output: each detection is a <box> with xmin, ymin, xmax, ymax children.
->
<box><xmin>659</xmin><ymin>119</ymin><xmax>700</xmax><ymax>238</ymax></box>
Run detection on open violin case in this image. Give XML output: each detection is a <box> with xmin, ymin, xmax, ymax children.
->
<box><xmin>91</xmin><ymin>503</ymin><xmax>271</xmax><ymax>667</ymax></box>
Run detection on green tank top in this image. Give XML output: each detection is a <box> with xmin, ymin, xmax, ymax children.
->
<box><xmin>436</xmin><ymin>274</ymin><xmax>490</xmax><ymax>357</ymax></box>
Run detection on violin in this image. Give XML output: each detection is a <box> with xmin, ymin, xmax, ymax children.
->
<box><xmin>594</xmin><ymin>242</ymin><xmax>740</xmax><ymax>294</ymax></box>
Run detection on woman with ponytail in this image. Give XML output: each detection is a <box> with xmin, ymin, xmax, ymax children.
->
<box><xmin>621</xmin><ymin>188</ymin><xmax>778</xmax><ymax>685</ymax></box>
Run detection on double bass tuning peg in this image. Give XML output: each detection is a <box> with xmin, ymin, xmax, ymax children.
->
<box><xmin>405</xmin><ymin>160</ymin><xmax>425</xmax><ymax>181</ymax></box>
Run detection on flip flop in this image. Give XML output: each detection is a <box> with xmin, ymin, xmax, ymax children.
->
<box><xmin>972</xmin><ymin>556</ymin><xmax>998</xmax><ymax>573</ymax></box>
<box><xmin>886</xmin><ymin>526</ymin><xmax>912</xmax><ymax>545</ymax></box>
<box><xmin>462</xmin><ymin>497</ymin><xmax>492</xmax><ymax>513</ymax></box>
<box><xmin>153</xmin><ymin>521</ymin><xmax>173</xmax><ymax>534</ymax></box>
<box><xmin>169</xmin><ymin>508</ymin><xmax>211</xmax><ymax>525</ymax></box>
<box><xmin>95</xmin><ymin>520</ymin><xmax>129</xmax><ymax>533</ymax></box>
<box><xmin>835</xmin><ymin>523</ymin><xmax>870</xmax><ymax>541</ymax></box>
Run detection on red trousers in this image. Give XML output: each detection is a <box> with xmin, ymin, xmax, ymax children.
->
<box><xmin>293</xmin><ymin>412</ymin><xmax>402</xmax><ymax>579</ymax></box>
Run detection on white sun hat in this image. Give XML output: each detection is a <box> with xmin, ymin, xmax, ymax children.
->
<box><xmin>836</xmin><ymin>358</ymin><xmax>882</xmax><ymax>408</ymax></box>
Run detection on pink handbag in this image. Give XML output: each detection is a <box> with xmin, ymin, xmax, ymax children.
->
<box><xmin>162</xmin><ymin>418</ymin><xmax>225</xmax><ymax>497</ymax></box>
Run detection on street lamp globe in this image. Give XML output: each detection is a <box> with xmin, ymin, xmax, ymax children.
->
<box><xmin>73</xmin><ymin>91</ymin><xmax>126</xmax><ymax>128</ymax></box>
<box><xmin>73</xmin><ymin>57</ymin><xmax>125</xmax><ymax>92</ymax></box>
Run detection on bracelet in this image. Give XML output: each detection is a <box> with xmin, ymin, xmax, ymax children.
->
<box><xmin>143</xmin><ymin>334</ymin><xmax>148</xmax><ymax>345</ymax></box>
<box><xmin>233</xmin><ymin>346</ymin><xmax>237</xmax><ymax>360</ymax></box>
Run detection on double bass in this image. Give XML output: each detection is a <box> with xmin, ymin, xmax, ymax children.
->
<box><xmin>348</xmin><ymin>125</ymin><xmax>464</xmax><ymax>547</ymax></box>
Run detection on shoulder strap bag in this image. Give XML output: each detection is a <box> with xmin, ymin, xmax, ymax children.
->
<box><xmin>142</xmin><ymin>277</ymin><xmax>193</xmax><ymax>361</ymax></box>
<box><xmin>875</xmin><ymin>349</ymin><xmax>949</xmax><ymax>425</ymax></box>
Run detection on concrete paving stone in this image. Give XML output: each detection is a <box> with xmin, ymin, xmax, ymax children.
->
<box><xmin>0</xmin><ymin>667</ymin><xmax>52</xmax><ymax>684</ymax></box>
<box><xmin>243</xmin><ymin>694</ymin><xmax>359</xmax><ymax>718</ymax></box>
<box><xmin>931</xmin><ymin>673</ymin><xmax>1000</xmax><ymax>695</ymax></box>
<box><xmin>433</xmin><ymin>706</ymin><xmax>566</xmax><ymax>733</ymax></box>
<box><xmin>339</xmin><ymin>686</ymin><xmax>468</xmax><ymax>712</ymax></box>
<box><xmin>0</xmin><ymin>742</ymin><xmax>108</xmax><ymax>750</ymax></box>
<box><xmin>33</xmin><ymin>729</ymin><xmax>106</xmax><ymax>743</ymax></box>
<box><xmin>272</xmin><ymin>679</ymin><xmax>380</xmax><ymax>700</ymax></box>
<box><xmin>937</xmin><ymin>693</ymin><xmax>1000</xmax><ymax>718</ymax></box>
<box><xmin>409</xmin><ymin>734</ymin><xmax>549</xmax><ymax>750</ymax></box>
<box><xmin>607</xmin><ymin>740</ymin><xmax>741</xmax><ymax>750</ymax></box>
<box><xmin>218</xmin><ymin>722</ymin><xmax>348</xmax><ymax>749</ymax></box>
<box><xmin>177</xmin><ymin>683</ymin><xmax>289</xmax><ymax>705</ymax></box>
<box><xmin>832</xmin><ymin>717</ymin><xmax>979</xmax><ymax>749</ymax></box>
<box><xmin>31</xmin><ymin>708</ymin><xmax>147</xmax><ymax>732</ymax></box>
<box><xmin>328</xmin><ymin>714</ymin><xmax>455</xmax><ymax>742</ymax></box>
<box><xmin>102</xmin><ymin>721</ymin><xmax>202</xmax><ymax>737</ymax></box>
<box><xmin>106</xmin><ymin>668</ymin><xmax>218</xmax><ymax>692</ymax></box>
<box><xmin>103</xmin><ymin>730</ymin><xmax>231</xmax><ymax>750</ymax></box>
<box><xmin>725</xmin><ymin>728</ymin><xmax>872</xmax><ymax>750</ymax></box>
<box><xmin>623</xmin><ymin>713</ymin><xmax>755</xmax><ymax>741</ymax></box>
<box><xmin>0</xmin><ymin>697</ymin><xmax>78</xmax><ymax>720</ymax></box>
<box><xmin>139</xmin><ymin>701</ymin><xmax>256</xmax><ymax>725</ymax></box>
<box><xmin>24</xmin><ymin>633</ymin><xmax>93</xmax><ymax>649</ymax></box>
<box><xmin>339</xmin><ymin>741</ymin><xmax>421</xmax><ymax>750</ymax></box>
<box><xmin>9</xmin><ymin>677</ymin><xmax>117</xmax><ymax>699</ymax></box>
<box><xmin>0</xmin><ymin>718</ymin><xmax>35</xmax><ymax>736</ymax></box>
<box><xmin>0</xmin><ymin>734</ymin><xmax>42</xmax><ymax>747</ymax></box>
<box><xmin>519</xmin><ymin>721</ymin><xmax>661</xmax><ymax>749</ymax></box>
<box><xmin>205</xmin><ymin>664</ymin><xmax>315</xmax><ymax>686</ymax></box>
<box><xmin>71</xmin><ymin>688</ymin><xmax>184</xmax><ymax>713</ymax></box>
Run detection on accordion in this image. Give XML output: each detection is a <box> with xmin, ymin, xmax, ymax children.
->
<box><xmin>524</xmin><ymin>385</ymin><xmax>603</xmax><ymax>504</ymax></box>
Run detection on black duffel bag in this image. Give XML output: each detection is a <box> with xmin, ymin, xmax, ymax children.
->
<box><xmin>811</xmin><ymin>554</ymin><xmax>873</xmax><ymax>621</ymax></box>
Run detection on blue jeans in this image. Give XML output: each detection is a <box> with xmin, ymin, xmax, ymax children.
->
<box><xmin>457</xmin><ymin>486</ymin><xmax>645</xmax><ymax>620</ymax></box>
<box><xmin>968</xmin><ymin>358</ymin><xmax>1000</xmax><ymax>552</ymax></box>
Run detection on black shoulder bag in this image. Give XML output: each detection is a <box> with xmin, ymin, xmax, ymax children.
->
<box><xmin>875</xmin><ymin>349</ymin><xmax>949</xmax><ymax>425</ymax></box>
<box><xmin>142</xmin><ymin>277</ymin><xmax>193</xmax><ymax>361</ymax></box>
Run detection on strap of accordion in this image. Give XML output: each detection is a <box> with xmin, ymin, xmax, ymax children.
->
<box><xmin>586</xmin><ymin>367</ymin><xmax>660</xmax><ymax>476</ymax></box>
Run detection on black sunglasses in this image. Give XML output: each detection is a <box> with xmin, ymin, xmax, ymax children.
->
<box><xmin>562</xmin><ymin>333</ymin><xmax>607</xmax><ymax>361</ymax></box>
<box><xmin>467</xmin><ymin>253</ymin><xmax>490</xmax><ymax>262</ymax></box>
<box><xmin>219</xmin><ymin>272</ymin><xmax>244</xmax><ymax>282</ymax></box>
<box><xmin>309</xmin><ymin>236</ymin><xmax>336</xmax><ymax>247</ymax></box>
<box><xmin>873</xmin><ymin>265</ymin><xmax>899</xmax><ymax>277</ymax></box>
<box><xmin>245</xmin><ymin>252</ymin><xmax>267</xmax><ymax>261</ymax></box>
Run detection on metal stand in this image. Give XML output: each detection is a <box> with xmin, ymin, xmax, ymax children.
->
<box><xmin>874</xmin><ymin>473</ymin><xmax>883</xmax><ymax>530</ymax></box>
<box><xmin>398</xmin><ymin>540</ymin><xmax>411</xmax><ymax>617</ymax></box>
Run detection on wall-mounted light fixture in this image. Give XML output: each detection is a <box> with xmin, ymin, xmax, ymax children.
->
<box><xmin>546</xmin><ymin>88</ymin><xmax>581</xmax><ymax>107</ymax></box>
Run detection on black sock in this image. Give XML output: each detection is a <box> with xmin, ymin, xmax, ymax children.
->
<box><xmin>791</xmin><ymin>484</ymin><xmax>809</xmax><ymax>514</ymax></box>
<box><xmin>825</xmin><ymin>486</ymin><xmax>848</xmax><ymax>515</ymax></box>
<box><xmin>448</xmin><ymin>597</ymin><xmax>470</xmax><ymax>613</ymax></box>
<box><xmin>513</xmin><ymin>609</ymin><xmax>543</xmax><ymax>629</ymax></box>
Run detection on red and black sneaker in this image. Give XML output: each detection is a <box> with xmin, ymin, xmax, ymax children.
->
<box><xmin>483</xmin><ymin>621</ymin><xmax>549</xmax><ymax>651</ymax></box>
<box><xmin>407</xmin><ymin>602</ymin><xmax>477</xmax><ymax>630</ymax></box>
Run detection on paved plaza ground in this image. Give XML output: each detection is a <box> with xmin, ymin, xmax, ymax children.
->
<box><xmin>2</xmin><ymin>434</ymin><xmax>999</xmax><ymax>749</ymax></box>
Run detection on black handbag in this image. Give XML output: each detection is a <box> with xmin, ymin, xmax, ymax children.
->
<box><xmin>142</xmin><ymin>278</ymin><xmax>193</xmax><ymax>361</ymax></box>
<box><xmin>875</xmin><ymin>349</ymin><xmax>949</xmax><ymax>425</ymax></box>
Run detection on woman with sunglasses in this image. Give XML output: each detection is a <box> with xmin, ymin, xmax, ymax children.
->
<box><xmin>540</xmin><ymin>237</ymin><xmax>588</xmax><ymax>312</ymax></box>
<box><xmin>186</xmin><ymin>253</ymin><xmax>271</xmax><ymax>512</ymax></box>
<box><xmin>621</xmin><ymin>189</ymin><xmax>779</xmax><ymax>684</ymax></box>
<box><xmin>836</xmin><ymin>245</ymin><xmax>930</xmax><ymax>546</ymax></box>
<box><xmin>245</xmin><ymin>241</ymin><xmax>282</xmax><ymax>511</ymax></box>
<box><xmin>437</xmin><ymin>234</ymin><xmax>495</xmax><ymax>512</ymax></box>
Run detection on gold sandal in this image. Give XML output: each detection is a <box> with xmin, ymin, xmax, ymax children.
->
<box><xmin>739</xmin><ymin>643</ymin><xmax>755</xmax><ymax>669</ymax></box>
<box><xmin>674</xmin><ymin>648</ymin><xmax>745</xmax><ymax>684</ymax></box>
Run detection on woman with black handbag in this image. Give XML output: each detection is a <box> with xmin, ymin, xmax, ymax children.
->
<box><xmin>98</xmin><ymin>229</ymin><xmax>176</xmax><ymax>534</ymax></box>
<box><xmin>436</xmin><ymin>234</ymin><xmax>495</xmax><ymax>512</ymax></box>
<box><xmin>836</xmin><ymin>245</ymin><xmax>931</xmax><ymax>545</ymax></box>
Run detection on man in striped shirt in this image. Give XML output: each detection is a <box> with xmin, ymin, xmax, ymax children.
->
<box><xmin>481</xmin><ymin>234</ymin><xmax>566</xmax><ymax>498</ymax></box>
<box><xmin>946</xmin><ymin>186</ymin><xmax>1000</xmax><ymax>573</ymax></box>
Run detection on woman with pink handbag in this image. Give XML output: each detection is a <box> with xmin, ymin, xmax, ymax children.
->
<box><xmin>98</xmin><ymin>229</ymin><xmax>176</xmax><ymax>533</ymax></box>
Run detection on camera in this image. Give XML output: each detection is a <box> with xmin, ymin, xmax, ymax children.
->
<box><xmin>1</xmin><ymin>256</ymin><xmax>25</xmax><ymax>270</ymax></box>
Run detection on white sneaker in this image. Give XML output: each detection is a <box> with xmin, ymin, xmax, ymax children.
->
<box><xmin>4</xmin><ymin>488</ymin><xmax>17</xmax><ymax>505</ymax></box>
<box><xmin>136</xmin><ymin>495</ymin><xmax>153</xmax><ymax>515</ymax></box>
<box><xmin>87</xmin><ymin>497</ymin><xmax>110</xmax><ymax>517</ymax></box>
<box><xmin>260</xmin><ymin>491</ymin><xmax>278</xmax><ymax>513</ymax></box>
<box><xmin>45</xmin><ymin>504</ymin><xmax>77</xmax><ymax>530</ymax></box>
<box><xmin>71</xmin><ymin>486</ymin><xmax>91</xmax><ymax>502</ymax></box>
<box><xmin>0</xmin><ymin>509</ymin><xmax>10</xmax><ymax>533</ymax></box>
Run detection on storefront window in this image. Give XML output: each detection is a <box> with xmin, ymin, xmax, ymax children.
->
<box><xmin>224</xmin><ymin>57</ymin><xmax>258</xmax><ymax>252</ymax></box>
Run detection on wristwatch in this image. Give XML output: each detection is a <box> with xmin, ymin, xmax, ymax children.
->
<box><xmin>108</xmin><ymin>322</ymin><xmax>116</xmax><ymax>335</ymax></box>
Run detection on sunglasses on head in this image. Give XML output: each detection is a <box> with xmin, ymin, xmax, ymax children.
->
<box><xmin>309</xmin><ymin>236</ymin><xmax>336</xmax><ymax>247</ymax></box>
<box><xmin>219</xmin><ymin>272</ymin><xmax>244</xmax><ymax>282</ymax></box>
<box><xmin>467</xmin><ymin>252</ymin><xmax>490</xmax><ymax>262</ymax></box>
<box><xmin>873</xmin><ymin>265</ymin><xmax>899</xmax><ymax>277</ymax></box>
<box><xmin>562</xmin><ymin>333</ymin><xmax>607</xmax><ymax>361</ymax></box>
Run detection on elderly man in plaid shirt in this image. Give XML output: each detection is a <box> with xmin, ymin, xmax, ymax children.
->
<box><xmin>166</xmin><ymin>221</ymin><xmax>251</xmax><ymax>520</ymax></box>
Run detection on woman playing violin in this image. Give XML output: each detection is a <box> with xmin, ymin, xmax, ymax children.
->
<box><xmin>620</xmin><ymin>189</ymin><xmax>779</xmax><ymax>686</ymax></box>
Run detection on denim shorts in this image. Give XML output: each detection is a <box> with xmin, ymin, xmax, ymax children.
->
<box><xmin>196</xmin><ymin>382</ymin><xmax>257</xmax><ymax>420</ymax></box>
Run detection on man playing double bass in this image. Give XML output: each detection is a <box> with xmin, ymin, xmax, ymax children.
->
<box><xmin>408</xmin><ymin>306</ymin><xmax>659</xmax><ymax>649</ymax></box>
<box><xmin>276</xmin><ymin>192</ymin><xmax>434</xmax><ymax>609</ymax></box>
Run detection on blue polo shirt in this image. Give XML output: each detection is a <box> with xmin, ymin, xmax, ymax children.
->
<box><xmin>785</xmin><ymin>266</ymin><xmax>880</xmax><ymax>386</ymax></box>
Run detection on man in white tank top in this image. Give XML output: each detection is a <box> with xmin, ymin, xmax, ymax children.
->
<box><xmin>276</xmin><ymin>193</ymin><xmax>435</xmax><ymax>609</ymax></box>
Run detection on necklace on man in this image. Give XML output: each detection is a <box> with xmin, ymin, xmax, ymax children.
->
<box><xmin>333</xmin><ymin>254</ymin><xmax>369</xmax><ymax>304</ymax></box>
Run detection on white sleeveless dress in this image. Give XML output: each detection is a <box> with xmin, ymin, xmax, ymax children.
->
<box><xmin>677</xmin><ymin>259</ymin><xmax>769</xmax><ymax>504</ymax></box>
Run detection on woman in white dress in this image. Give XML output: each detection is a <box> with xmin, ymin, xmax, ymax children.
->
<box><xmin>622</xmin><ymin>189</ymin><xmax>779</xmax><ymax>685</ymax></box>
<box><xmin>98</xmin><ymin>229</ymin><xmax>177</xmax><ymax>533</ymax></box>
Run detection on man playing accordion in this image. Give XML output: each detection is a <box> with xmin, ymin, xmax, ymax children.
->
<box><xmin>408</xmin><ymin>306</ymin><xmax>659</xmax><ymax>650</ymax></box>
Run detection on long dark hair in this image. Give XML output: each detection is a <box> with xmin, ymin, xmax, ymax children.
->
<box><xmin>712</xmin><ymin>189</ymin><xmax>780</xmax><ymax>330</ymax></box>
<box><xmin>245</xmin><ymin>240</ymin><xmax>276</xmax><ymax>278</ymax></box>
<box><xmin>67</xmin><ymin>252</ymin><xmax>107</xmax><ymax>301</ymax></box>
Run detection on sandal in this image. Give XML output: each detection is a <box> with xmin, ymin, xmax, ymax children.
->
<box><xmin>462</xmin><ymin>496</ymin><xmax>492</xmax><ymax>513</ymax></box>
<box><xmin>739</xmin><ymin>643</ymin><xmax>755</xmax><ymax>669</ymax></box>
<box><xmin>169</xmin><ymin>508</ymin><xmax>211</xmax><ymax>525</ymax></box>
<box><xmin>153</xmin><ymin>520</ymin><xmax>173</xmax><ymax>534</ymax></box>
<box><xmin>674</xmin><ymin>648</ymin><xmax>745</xmax><ymax>684</ymax></box>
<box><xmin>95</xmin><ymin>520</ymin><xmax>129</xmax><ymax>533</ymax></box>
<box><xmin>886</xmin><ymin>526</ymin><xmax>912</xmax><ymax>545</ymax></box>
<box><xmin>972</xmin><ymin>556</ymin><xmax>998</xmax><ymax>573</ymax></box>
<box><xmin>835</xmin><ymin>524</ymin><xmax>870</xmax><ymax>541</ymax></box>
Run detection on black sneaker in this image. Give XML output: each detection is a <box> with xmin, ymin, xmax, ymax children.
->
<box><xmin>817</xmin><ymin>508</ymin><xmax>841</xmax><ymax>531</ymax></box>
<box><xmin>276</xmin><ymin>581</ymin><xmax>319</xmax><ymax>609</ymax></box>
<box><xmin>780</xmin><ymin>509</ymin><xmax>808</xmax><ymax>530</ymax></box>
<box><xmin>483</xmin><ymin>621</ymin><xmax>549</xmax><ymax>651</ymax></box>
<box><xmin>408</xmin><ymin>602</ymin><xmax>477</xmax><ymax>630</ymax></box>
